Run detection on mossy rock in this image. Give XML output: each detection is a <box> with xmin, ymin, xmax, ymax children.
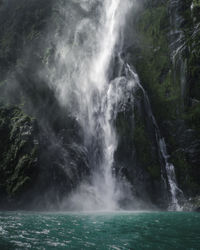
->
<box><xmin>0</xmin><ymin>106</ymin><xmax>39</xmax><ymax>199</ymax></box>
<box><xmin>171</xmin><ymin>150</ymin><xmax>200</xmax><ymax>195</ymax></box>
<box><xmin>131</xmin><ymin>3</ymin><xmax>182</xmax><ymax>123</ymax></box>
<box><xmin>130</xmin><ymin>0</ymin><xmax>200</xmax><ymax>198</ymax></box>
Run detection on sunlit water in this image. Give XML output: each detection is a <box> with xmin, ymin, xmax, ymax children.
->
<box><xmin>0</xmin><ymin>211</ymin><xmax>199</xmax><ymax>249</ymax></box>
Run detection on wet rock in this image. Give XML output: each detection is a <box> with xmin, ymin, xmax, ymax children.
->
<box><xmin>194</xmin><ymin>207</ymin><xmax>200</xmax><ymax>212</ymax></box>
<box><xmin>182</xmin><ymin>196</ymin><xmax>200</xmax><ymax>211</ymax></box>
<box><xmin>185</xmin><ymin>140</ymin><xmax>200</xmax><ymax>165</ymax></box>
<box><xmin>191</xmin><ymin>98</ymin><xmax>200</xmax><ymax>106</ymax></box>
<box><xmin>0</xmin><ymin>106</ymin><xmax>39</xmax><ymax>207</ymax></box>
<box><xmin>113</xmin><ymin>77</ymin><xmax>166</xmax><ymax>208</ymax></box>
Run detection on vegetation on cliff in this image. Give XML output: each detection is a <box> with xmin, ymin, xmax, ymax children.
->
<box><xmin>130</xmin><ymin>0</ymin><xmax>200</xmax><ymax>196</ymax></box>
<box><xmin>0</xmin><ymin>107</ymin><xmax>38</xmax><ymax>207</ymax></box>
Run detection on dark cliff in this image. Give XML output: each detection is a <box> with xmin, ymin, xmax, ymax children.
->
<box><xmin>127</xmin><ymin>0</ymin><xmax>200</xmax><ymax>198</ymax></box>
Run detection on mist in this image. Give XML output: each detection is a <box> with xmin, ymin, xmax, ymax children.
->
<box><xmin>0</xmin><ymin>0</ymin><xmax>180</xmax><ymax>211</ymax></box>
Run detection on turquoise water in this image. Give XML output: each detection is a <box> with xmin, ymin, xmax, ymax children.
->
<box><xmin>0</xmin><ymin>211</ymin><xmax>199</xmax><ymax>249</ymax></box>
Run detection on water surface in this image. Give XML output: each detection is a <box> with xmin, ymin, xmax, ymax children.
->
<box><xmin>0</xmin><ymin>211</ymin><xmax>199</xmax><ymax>249</ymax></box>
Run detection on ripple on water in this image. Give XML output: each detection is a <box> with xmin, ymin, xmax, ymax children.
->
<box><xmin>11</xmin><ymin>240</ymin><xmax>31</xmax><ymax>248</ymax></box>
<box><xmin>0</xmin><ymin>212</ymin><xmax>199</xmax><ymax>249</ymax></box>
<box><xmin>0</xmin><ymin>226</ymin><xmax>7</xmax><ymax>235</ymax></box>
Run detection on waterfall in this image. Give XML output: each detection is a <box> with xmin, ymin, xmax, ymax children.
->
<box><xmin>43</xmin><ymin>0</ymin><xmax>183</xmax><ymax>211</ymax></box>
<box><xmin>47</xmin><ymin>0</ymin><xmax>133</xmax><ymax>211</ymax></box>
<box><xmin>126</xmin><ymin>64</ymin><xmax>183</xmax><ymax>211</ymax></box>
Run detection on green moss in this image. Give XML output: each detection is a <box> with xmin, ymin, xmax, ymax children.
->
<box><xmin>183</xmin><ymin>102</ymin><xmax>200</xmax><ymax>132</ymax></box>
<box><xmin>134</xmin><ymin>124</ymin><xmax>151</xmax><ymax>165</ymax></box>
<box><xmin>0</xmin><ymin>106</ymin><xmax>38</xmax><ymax>199</ymax></box>
<box><xmin>132</xmin><ymin>2</ymin><xmax>200</xmax><ymax>193</ymax></box>
<box><xmin>116</xmin><ymin>112</ymin><xmax>134</xmax><ymax>140</ymax></box>
<box><xmin>10</xmin><ymin>176</ymin><xmax>31</xmax><ymax>196</ymax></box>
<box><xmin>180</xmin><ymin>0</ymin><xmax>200</xmax><ymax>104</ymax></box>
<box><xmin>133</xmin><ymin>108</ymin><xmax>161</xmax><ymax>179</ymax></box>
<box><xmin>133</xmin><ymin>4</ymin><xmax>182</xmax><ymax>123</ymax></box>
<box><xmin>171</xmin><ymin>150</ymin><xmax>200</xmax><ymax>194</ymax></box>
<box><xmin>147</xmin><ymin>165</ymin><xmax>160</xmax><ymax>179</ymax></box>
<box><xmin>193</xmin><ymin>0</ymin><xmax>200</xmax><ymax>8</ymax></box>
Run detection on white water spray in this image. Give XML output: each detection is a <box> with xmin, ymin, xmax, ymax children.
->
<box><xmin>48</xmin><ymin>0</ymin><xmax>133</xmax><ymax>211</ymax></box>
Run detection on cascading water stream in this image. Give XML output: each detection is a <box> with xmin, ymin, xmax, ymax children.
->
<box><xmin>126</xmin><ymin>64</ymin><xmax>183</xmax><ymax>211</ymax></box>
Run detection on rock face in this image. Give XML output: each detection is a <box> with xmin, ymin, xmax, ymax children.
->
<box><xmin>113</xmin><ymin>82</ymin><xmax>167</xmax><ymax>207</ymax></box>
<box><xmin>128</xmin><ymin>0</ymin><xmax>200</xmax><ymax>197</ymax></box>
<box><xmin>0</xmin><ymin>106</ymin><xmax>89</xmax><ymax>209</ymax></box>
<box><xmin>0</xmin><ymin>107</ymin><xmax>38</xmax><ymax>208</ymax></box>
